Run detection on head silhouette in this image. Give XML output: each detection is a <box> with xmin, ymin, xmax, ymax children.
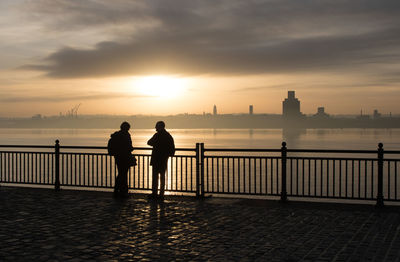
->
<box><xmin>120</xmin><ymin>121</ymin><xmax>131</xmax><ymax>132</ymax></box>
<box><xmin>155</xmin><ymin>121</ymin><xmax>165</xmax><ymax>132</ymax></box>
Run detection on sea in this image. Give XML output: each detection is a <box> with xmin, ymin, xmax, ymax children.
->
<box><xmin>0</xmin><ymin>128</ymin><xmax>399</xmax><ymax>150</ymax></box>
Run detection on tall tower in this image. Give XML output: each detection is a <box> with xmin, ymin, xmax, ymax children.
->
<box><xmin>282</xmin><ymin>91</ymin><xmax>301</xmax><ymax>118</ymax></box>
<box><xmin>249</xmin><ymin>105</ymin><xmax>253</xmax><ymax>115</ymax></box>
<box><xmin>213</xmin><ymin>105</ymin><xmax>217</xmax><ymax>115</ymax></box>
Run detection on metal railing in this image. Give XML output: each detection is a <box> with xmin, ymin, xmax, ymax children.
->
<box><xmin>1</xmin><ymin>141</ymin><xmax>400</xmax><ymax>206</ymax></box>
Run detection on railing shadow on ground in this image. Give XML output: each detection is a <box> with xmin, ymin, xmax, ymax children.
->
<box><xmin>1</xmin><ymin>141</ymin><xmax>400</xmax><ymax>207</ymax></box>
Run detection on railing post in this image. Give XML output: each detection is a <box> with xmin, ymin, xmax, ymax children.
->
<box><xmin>200</xmin><ymin>143</ymin><xmax>205</xmax><ymax>197</ymax></box>
<box><xmin>55</xmin><ymin>140</ymin><xmax>60</xmax><ymax>191</ymax></box>
<box><xmin>376</xmin><ymin>142</ymin><xmax>384</xmax><ymax>208</ymax></box>
<box><xmin>195</xmin><ymin>143</ymin><xmax>200</xmax><ymax>197</ymax></box>
<box><xmin>0</xmin><ymin>152</ymin><xmax>2</xmax><ymax>187</ymax></box>
<box><xmin>280</xmin><ymin>142</ymin><xmax>288</xmax><ymax>202</ymax></box>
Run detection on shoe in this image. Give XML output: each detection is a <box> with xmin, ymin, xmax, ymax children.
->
<box><xmin>113</xmin><ymin>190</ymin><xmax>120</xmax><ymax>198</ymax></box>
<box><xmin>157</xmin><ymin>195</ymin><xmax>164</xmax><ymax>201</ymax></box>
<box><xmin>120</xmin><ymin>192</ymin><xmax>129</xmax><ymax>198</ymax></box>
<box><xmin>147</xmin><ymin>194</ymin><xmax>157</xmax><ymax>200</ymax></box>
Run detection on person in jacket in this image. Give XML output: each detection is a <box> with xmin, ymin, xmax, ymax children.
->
<box><xmin>111</xmin><ymin>121</ymin><xmax>133</xmax><ymax>197</ymax></box>
<box><xmin>147</xmin><ymin>121</ymin><xmax>175</xmax><ymax>200</ymax></box>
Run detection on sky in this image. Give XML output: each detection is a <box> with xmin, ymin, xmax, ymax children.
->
<box><xmin>1</xmin><ymin>0</ymin><xmax>400</xmax><ymax>117</ymax></box>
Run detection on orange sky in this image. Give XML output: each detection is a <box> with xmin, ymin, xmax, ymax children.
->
<box><xmin>1</xmin><ymin>0</ymin><xmax>400</xmax><ymax>117</ymax></box>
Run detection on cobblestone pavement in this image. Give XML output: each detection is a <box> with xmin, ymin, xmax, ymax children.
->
<box><xmin>1</xmin><ymin>187</ymin><xmax>400</xmax><ymax>261</ymax></box>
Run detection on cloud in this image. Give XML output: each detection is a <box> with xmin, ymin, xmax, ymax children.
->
<box><xmin>21</xmin><ymin>0</ymin><xmax>400</xmax><ymax>79</ymax></box>
<box><xmin>0</xmin><ymin>92</ymin><xmax>147</xmax><ymax>103</ymax></box>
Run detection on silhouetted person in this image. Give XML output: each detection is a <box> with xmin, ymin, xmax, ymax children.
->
<box><xmin>147</xmin><ymin>121</ymin><xmax>175</xmax><ymax>200</ymax></box>
<box><xmin>109</xmin><ymin>121</ymin><xmax>133</xmax><ymax>197</ymax></box>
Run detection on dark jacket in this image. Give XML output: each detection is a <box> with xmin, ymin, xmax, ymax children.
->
<box><xmin>147</xmin><ymin>130</ymin><xmax>175</xmax><ymax>166</ymax></box>
<box><xmin>111</xmin><ymin>130</ymin><xmax>133</xmax><ymax>159</ymax></box>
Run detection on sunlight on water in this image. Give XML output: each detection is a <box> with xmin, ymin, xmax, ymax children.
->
<box><xmin>0</xmin><ymin>128</ymin><xmax>399</xmax><ymax>150</ymax></box>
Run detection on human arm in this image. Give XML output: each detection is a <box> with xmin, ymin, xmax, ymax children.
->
<box><xmin>168</xmin><ymin>134</ymin><xmax>175</xmax><ymax>156</ymax></box>
<box><xmin>147</xmin><ymin>133</ymin><xmax>157</xmax><ymax>147</ymax></box>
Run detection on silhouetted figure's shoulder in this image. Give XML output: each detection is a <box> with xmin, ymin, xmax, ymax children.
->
<box><xmin>111</xmin><ymin>130</ymin><xmax>133</xmax><ymax>155</ymax></box>
<box><xmin>148</xmin><ymin>130</ymin><xmax>173</xmax><ymax>145</ymax></box>
<box><xmin>148</xmin><ymin>130</ymin><xmax>175</xmax><ymax>157</ymax></box>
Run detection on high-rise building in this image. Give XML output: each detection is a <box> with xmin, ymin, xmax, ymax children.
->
<box><xmin>249</xmin><ymin>105</ymin><xmax>253</xmax><ymax>115</ymax></box>
<box><xmin>282</xmin><ymin>91</ymin><xmax>301</xmax><ymax>118</ymax></box>
<box><xmin>213</xmin><ymin>105</ymin><xmax>217</xmax><ymax>115</ymax></box>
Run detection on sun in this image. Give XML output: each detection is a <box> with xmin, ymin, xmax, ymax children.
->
<box><xmin>135</xmin><ymin>75</ymin><xmax>186</xmax><ymax>98</ymax></box>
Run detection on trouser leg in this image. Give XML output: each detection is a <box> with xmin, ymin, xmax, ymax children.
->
<box><xmin>119</xmin><ymin>165</ymin><xmax>129</xmax><ymax>194</ymax></box>
<box><xmin>115</xmin><ymin>159</ymin><xmax>129</xmax><ymax>195</ymax></box>
<box><xmin>151</xmin><ymin>168</ymin><xmax>159</xmax><ymax>195</ymax></box>
<box><xmin>114</xmin><ymin>174</ymin><xmax>120</xmax><ymax>193</ymax></box>
<box><xmin>159</xmin><ymin>170</ymin><xmax>166</xmax><ymax>197</ymax></box>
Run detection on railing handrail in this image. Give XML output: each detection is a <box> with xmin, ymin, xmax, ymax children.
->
<box><xmin>0</xmin><ymin>145</ymin><xmax>54</xmax><ymax>149</ymax></box>
<box><xmin>0</xmin><ymin>145</ymin><xmax>196</xmax><ymax>152</ymax></box>
<box><xmin>1</xmin><ymin>144</ymin><xmax>400</xmax><ymax>154</ymax></box>
<box><xmin>204</xmin><ymin>148</ymin><xmax>400</xmax><ymax>154</ymax></box>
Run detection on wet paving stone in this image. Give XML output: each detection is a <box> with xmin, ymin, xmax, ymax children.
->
<box><xmin>1</xmin><ymin>187</ymin><xmax>400</xmax><ymax>261</ymax></box>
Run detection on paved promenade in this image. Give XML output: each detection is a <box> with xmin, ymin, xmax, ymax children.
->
<box><xmin>1</xmin><ymin>187</ymin><xmax>400</xmax><ymax>261</ymax></box>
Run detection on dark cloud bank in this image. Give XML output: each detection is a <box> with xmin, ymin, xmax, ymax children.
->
<box><xmin>0</xmin><ymin>93</ymin><xmax>146</xmax><ymax>103</ymax></box>
<box><xmin>22</xmin><ymin>0</ymin><xmax>400</xmax><ymax>79</ymax></box>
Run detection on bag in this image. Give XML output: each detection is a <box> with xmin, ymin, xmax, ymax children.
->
<box><xmin>169</xmin><ymin>146</ymin><xmax>175</xmax><ymax>157</ymax></box>
<box><xmin>129</xmin><ymin>154</ymin><xmax>137</xmax><ymax>166</ymax></box>
<box><xmin>107</xmin><ymin>136</ymin><xmax>117</xmax><ymax>156</ymax></box>
<box><xmin>168</xmin><ymin>134</ymin><xmax>175</xmax><ymax>156</ymax></box>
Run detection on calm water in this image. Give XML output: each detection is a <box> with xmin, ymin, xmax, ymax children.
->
<box><xmin>0</xmin><ymin>128</ymin><xmax>399</xmax><ymax>150</ymax></box>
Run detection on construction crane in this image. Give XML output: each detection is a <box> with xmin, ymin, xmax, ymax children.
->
<box><xmin>66</xmin><ymin>103</ymin><xmax>81</xmax><ymax>118</ymax></box>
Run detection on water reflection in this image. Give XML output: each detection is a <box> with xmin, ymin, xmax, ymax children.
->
<box><xmin>0</xmin><ymin>128</ymin><xmax>399</xmax><ymax>150</ymax></box>
<box><xmin>282</xmin><ymin>128</ymin><xmax>306</xmax><ymax>148</ymax></box>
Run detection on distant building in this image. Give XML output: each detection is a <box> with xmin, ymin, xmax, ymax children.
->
<box><xmin>373</xmin><ymin>109</ymin><xmax>381</xmax><ymax>119</ymax></box>
<box><xmin>282</xmin><ymin>91</ymin><xmax>301</xmax><ymax>118</ymax></box>
<box><xmin>213</xmin><ymin>105</ymin><xmax>217</xmax><ymax>115</ymax></box>
<box><xmin>314</xmin><ymin>107</ymin><xmax>329</xmax><ymax>118</ymax></box>
<box><xmin>249</xmin><ymin>105</ymin><xmax>253</xmax><ymax>115</ymax></box>
<box><xmin>31</xmin><ymin>114</ymin><xmax>42</xmax><ymax>120</ymax></box>
<box><xmin>357</xmin><ymin>109</ymin><xmax>370</xmax><ymax>120</ymax></box>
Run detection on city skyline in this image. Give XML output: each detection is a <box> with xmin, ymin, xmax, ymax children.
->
<box><xmin>1</xmin><ymin>1</ymin><xmax>400</xmax><ymax>117</ymax></box>
<box><xmin>3</xmin><ymin>90</ymin><xmax>394</xmax><ymax>119</ymax></box>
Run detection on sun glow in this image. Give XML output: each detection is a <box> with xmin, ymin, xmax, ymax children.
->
<box><xmin>136</xmin><ymin>75</ymin><xmax>186</xmax><ymax>98</ymax></box>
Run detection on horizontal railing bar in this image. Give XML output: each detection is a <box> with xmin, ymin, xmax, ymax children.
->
<box><xmin>384</xmin><ymin>151</ymin><xmax>400</xmax><ymax>154</ymax></box>
<box><xmin>0</xmin><ymin>151</ymin><xmax>54</xmax><ymax>154</ymax></box>
<box><xmin>287</xmin><ymin>157</ymin><xmax>380</xmax><ymax>161</ymax></box>
<box><xmin>286</xmin><ymin>194</ymin><xmax>377</xmax><ymax>200</ymax></box>
<box><xmin>204</xmin><ymin>148</ymin><xmax>281</xmax><ymax>152</ymax></box>
<box><xmin>60</xmin><ymin>146</ymin><xmax>197</xmax><ymax>152</ymax></box>
<box><xmin>204</xmin><ymin>156</ymin><xmax>281</xmax><ymax>159</ymax></box>
<box><xmin>202</xmin><ymin>156</ymin><xmax>400</xmax><ymax>161</ymax></box>
<box><xmin>0</xmin><ymin>181</ymin><xmax>54</xmax><ymax>185</ymax></box>
<box><xmin>204</xmin><ymin>148</ymin><xmax>400</xmax><ymax>154</ymax></box>
<box><xmin>205</xmin><ymin>192</ymin><xmax>281</xmax><ymax>196</ymax></box>
<box><xmin>1</xmin><ymin>151</ymin><xmax>394</xmax><ymax>161</ymax></box>
<box><xmin>0</xmin><ymin>145</ymin><xmax>54</xmax><ymax>149</ymax></box>
<box><xmin>59</xmin><ymin>146</ymin><xmax>195</xmax><ymax>152</ymax></box>
<box><xmin>287</xmin><ymin>149</ymin><xmax>377</xmax><ymax>154</ymax></box>
<box><xmin>57</xmin><ymin>185</ymin><xmax>113</xmax><ymax>189</ymax></box>
<box><xmin>1</xmin><ymin>151</ymin><xmax>397</xmax><ymax>161</ymax></box>
<box><xmin>60</xmin><ymin>152</ymin><xmax>109</xmax><ymax>156</ymax></box>
<box><xmin>132</xmin><ymin>154</ymin><xmax>195</xmax><ymax>158</ymax></box>
<box><xmin>0</xmin><ymin>145</ymin><xmax>196</xmax><ymax>152</ymax></box>
<box><xmin>59</xmin><ymin>146</ymin><xmax>106</xmax><ymax>149</ymax></box>
<box><xmin>1</xmin><ymin>144</ymin><xmax>399</xmax><ymax>154</ymax></box>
